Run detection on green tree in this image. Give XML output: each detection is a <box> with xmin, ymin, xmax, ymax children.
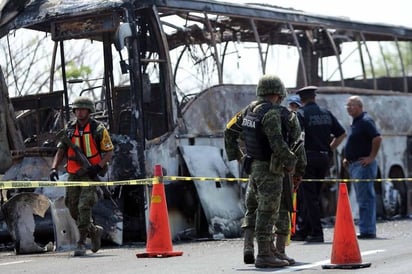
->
<box><xmin>370</xmin><ymin>41</ymin><xmax>412</xmax><ymax>77</ymax></box>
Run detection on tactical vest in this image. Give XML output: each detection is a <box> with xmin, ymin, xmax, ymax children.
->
<box><xmin>280</xmin><ymin>106</ymin><xmax>292</xmax><ymax>146</ymax></box>
<box><xmin>242</xmin><ymin>101</ymin><xmax>292</xmax><ymax>161</ymax></box>
<box><xmin>66</xmin><ymin>119</ymin><xmax>102</xmax><ymax>174</ymax></box>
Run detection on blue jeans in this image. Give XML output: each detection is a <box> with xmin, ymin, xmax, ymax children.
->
<box><xmin>349</xmin><ymin>160</ymin><xmax>378</xmax><ymax>235</ymax></box>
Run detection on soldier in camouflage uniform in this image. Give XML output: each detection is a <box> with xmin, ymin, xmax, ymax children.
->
<box><xmin>224</xmin><ymin>75</ymin><xmax>305</xmax><ymax>268</ymax></box>
<box><xmin>272</xmin><ymin>95</ymin><xmax>306</xmax><ymax>265</ymax></box>
<box><xmin>50</xmin><ymin>96</ymin><xmax>114</xmax><ymax>256</ymax></box>
<box><xmin>272</xmin><ymin>137</ymin><xmax>306</xmax><ymax>265</ymax></box>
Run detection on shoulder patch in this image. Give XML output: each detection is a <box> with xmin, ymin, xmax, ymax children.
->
<box><xmin>226</xmin><ymin>111</ymin><xmax>241</xmax><ymax>129</ymax></box>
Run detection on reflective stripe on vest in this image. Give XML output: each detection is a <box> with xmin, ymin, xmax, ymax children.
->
<box><xmin>67</xmin><ymin>123</ymin><xmax>101</xmax><ymax>174</ymax></box>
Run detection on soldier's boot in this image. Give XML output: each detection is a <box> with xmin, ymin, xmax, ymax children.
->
<box><xmin>89</xmin><ymin>224</ymin><xmax>104</xmax><ymax>253</ymax></box>
<box><xmin>273</xmin><ymin>234</ymin><xmax>295</xmax><ymax>265</ymax></box>
<box><xmin>74</xmin><ymin>229</ymin><xmax>87</xmax><ymax>256</ymax></box>
<box><xmin>243</xmin><ymin>228</ymin><xmax>255</xmax><ymax>264</ymax></box>
<box><xmin>255</xmin><ymin>241</ymin><xmax>289</xmax><ymax>268</ymax></box>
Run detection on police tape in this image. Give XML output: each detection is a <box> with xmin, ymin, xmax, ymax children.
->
<box><xmin>301</xmin><ymin>178</ymin><xmax>412</xmax><ymax>183</ymax></box>
<box><xmin>167</xmin><ymin>176</ymin><xmax>412</xmax><ymax>183</ymax></box>
<box><xmin>0</xmin><ymin>178</ymin><xmax>153</xmax><ymax>190</ymax></box>
<box><xmin>0</xmin><ymin>176</ymin><xmax>411</xmax><ymax>189</ymax></box>
<box><xmin>165</xmin><ymin>176</ymin><xmax>249</xmax><ymax>182</ymax></box>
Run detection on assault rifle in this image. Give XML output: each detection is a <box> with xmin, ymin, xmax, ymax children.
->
<box><xmin>56</xmin><ymin>130</ymin><xmax>118</xmax><ymax>208</ymax></box>
<box><xmin>283</xmin><ymin>139</ymin><xmax>304</xmax><ymax>213</ymax></box>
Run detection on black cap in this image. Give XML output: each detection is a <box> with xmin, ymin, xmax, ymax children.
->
<box><xmin>296</xmin><ymin>86</ymin><xmax>317</xmax><ymax>97</ymax></box>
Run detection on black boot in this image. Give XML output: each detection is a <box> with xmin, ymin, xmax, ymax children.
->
<box><xmin>243</xmin><ymin>228</ymin><xmax>255</xmax><ymax>264</ymax></box>
<box><xmin>88</xmin><ymin>224</ymin><xmax>103</xmax><ymax>253</ymax></box>
<box><xmin>74</xmin><ymin>229</ymin><xmax>87</xmax><ymax>256</ymax></box>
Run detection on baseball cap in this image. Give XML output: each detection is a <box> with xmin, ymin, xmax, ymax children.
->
<box><xmin>287</xmin><ymin>95</ymin><xmax>302</xmax><ymax>107</ymax></box>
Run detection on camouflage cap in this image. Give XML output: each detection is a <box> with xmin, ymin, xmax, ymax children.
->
<box><xmin>71</xmin><ymin>96</ymin><xmax>95</xmax><ymax>113</ymax></box>
<box><xmin>256</xmin><ymin>74</ymin><xmax>286</xmax><ymax>97</ymax></box>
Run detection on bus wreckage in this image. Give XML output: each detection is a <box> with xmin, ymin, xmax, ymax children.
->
<box><xmin>0</xmin><ymin>0</ymin><xmax>412</xmax><ymax>253</ymax></box>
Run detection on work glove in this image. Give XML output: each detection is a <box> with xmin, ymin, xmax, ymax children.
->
<box><xmin>50</xmin><ymin>169</ymin><xmax>59</xmax><ymax>181</ymax></box>
<box><xmin>87</xmin><ymin>164</ymin><xmax>102</xmax><ymax>179</ymax></box>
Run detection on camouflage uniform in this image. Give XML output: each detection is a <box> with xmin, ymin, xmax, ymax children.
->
<box><xmin>51</xmin><ymin>97</ymin><xmax>114</xmax><ymax>256</ymax></box>
<box><xmin>58</xmin><ymin>121</ymin><xmax>111</xmax><ymax>230</ymax></box>
<box><xmin>224</xmin><ymin>75</ymin><xmax>302</xmax><ymax>268</ymax></box>
<box><xmin>273</xmin><ymin>114</ymin><xmax>306</xmax><ymax>265</ymax></box>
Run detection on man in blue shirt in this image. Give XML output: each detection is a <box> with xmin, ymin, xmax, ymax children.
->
<box><xmin>343</xmin><ymin>95</ymin><xmax>382</xmax><ymax>239</ymax></box>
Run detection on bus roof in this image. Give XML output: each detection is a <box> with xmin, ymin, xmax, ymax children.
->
<box><xmin>1</xmin><ymin>0</ymin><xmax>412</xmax><ymax>40</ymax></box>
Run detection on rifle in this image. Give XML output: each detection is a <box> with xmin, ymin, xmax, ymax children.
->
<box><xmin>56</xmin><ymin>130</ymin><xmax>118</xmax><ymax>208</ymax></box>
<box><xmin>284</xmin><ymin>138</ymin><xmax>304</xmax><ymax>239</ymax></box>
<box><xmin>283</xmin><ymin>139</ymin><xmax>304</xmax><ymax>213</ymax></box>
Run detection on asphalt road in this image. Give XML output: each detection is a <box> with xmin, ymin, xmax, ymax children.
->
<box><xmin>0</xmin><ymin>219</ymin><xmax>411</xmax><ymax>274</ymax></box>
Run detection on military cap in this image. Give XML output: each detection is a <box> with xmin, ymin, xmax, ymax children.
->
<box><xmin>71</xmin><ymin>96</ymin><xmax>95</xmax><ymax>113</ymax></box>
<box><xmin>296</xmin><ymin>86</ymin><xmax>317</xmax><ymax>97</ymax></box>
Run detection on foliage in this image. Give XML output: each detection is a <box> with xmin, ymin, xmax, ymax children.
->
<box><xmin>0</xmin><ymin>29</ymin><xmax>103</xmax><ymax>98</ymax></box>
<box><xmin>65</xmin><ymin>61</ymin><xmax>92</xmax><ymax>80</ymax></box>
<box><xmin>368</xmin><ymin>41</ymin><xmax>412</xmax><ymax>77</ymax></box>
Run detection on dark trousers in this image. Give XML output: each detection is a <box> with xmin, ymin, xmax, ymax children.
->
<box><xmin>296</xmin><ymin>151</ymin><xmax>329</xmax><ymax>237</ymax></box>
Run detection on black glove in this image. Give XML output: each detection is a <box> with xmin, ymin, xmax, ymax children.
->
<box><xmin>50</xmin><ymin>169</ymin><xmax>59</xmax><ymax>181</ymax></box>
<box><xmin>87</xmin><ymin>164</ymin><xmax>102</xmax><ymax>179</ymax></box>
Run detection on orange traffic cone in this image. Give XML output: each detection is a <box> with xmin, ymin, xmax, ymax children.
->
<box><xmin>322</xmin><ymin>183</ymin><xmax>371</xmax><ymax>269</ymax></box>
<box><xmin>136</xmin><ymin>164</ymin><xmax>183</xmax><ymax>258</ymax></box>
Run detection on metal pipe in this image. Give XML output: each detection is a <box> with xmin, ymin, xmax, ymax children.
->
<box><xmin>288</xmin><ymin>23</ymin><xmax>308</xmax><ymax>86</ymax></box>
<box><xmin>325</xmin><ymin>29</ymin><xmax>344</xmax><ymax>87</ymax></box>
<box><xmin>59</xmin><ymin>41</ymin><xmax>70</xmax><ymax>122</ymax></box>
<box><xmin>250</xmin><ymin>18</ymin><xmax>265</xmax><ymax>74</ymax></box>
<box><xmin>359</xmin><ymin>32</ymin><xmax>377</xmax><ymax>90</ymax></box>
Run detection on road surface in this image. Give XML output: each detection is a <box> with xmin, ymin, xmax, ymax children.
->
<box><xmin>0</xmin><ymin>219</ymin><xmax>411</xmax><ymax>273</ymax></box>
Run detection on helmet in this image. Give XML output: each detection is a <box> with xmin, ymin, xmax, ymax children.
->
<box><xmin>256</xmin><ymin>75</ymin><xmax>286</xmax><ymax>97</ymax></box>
<box><xmin>71</xmin><ymin>96</ymin><xmax>95</xmax><ymax>113</ymax></box>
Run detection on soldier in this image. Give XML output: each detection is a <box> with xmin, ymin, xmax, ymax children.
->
<box><xmin>273</xmin><ymin>127</ymin><xmax>306</xmax><ymax>265</ymax></box>
<box><xmin>49</xmin><ymin>96</ymin><xmax>114</xmax><ymax>256</ymax></box>
<box><xmin>224</xmin><ymin>75</ymin><xmax>305</xmax><ymax>268</ymax></box>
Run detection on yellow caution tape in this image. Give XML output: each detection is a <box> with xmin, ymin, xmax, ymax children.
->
<box><xmin>0</xmin><ymin>178</ymin><xmax>154</xmax><ymax>190</ymax></box>
<box><xmin>165</xmin><ymin>176</ymin><xmax>412</xmax><ymax>183</ymax></box>
<box><xmin>0</xmin><ymin>176</ymin><xmax>410</xmax><ymax>190</ymax></box>
<box><xmin>165</xmin><ymin>176</ymin><xmax>249</xmax><ymax>182</ymax></box>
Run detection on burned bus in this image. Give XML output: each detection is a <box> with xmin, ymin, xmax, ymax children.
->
<box><xmin>0</xmin><ymin>0</ymin><xmax>412</xmax><ymax>251</ymax></box>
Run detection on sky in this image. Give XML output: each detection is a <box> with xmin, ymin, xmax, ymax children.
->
<box><xmin>230</xmin><ymin>0</ymin><xmax>412</xmax><ymax>28</ymax></box>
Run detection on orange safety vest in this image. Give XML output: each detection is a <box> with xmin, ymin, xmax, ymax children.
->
<box><xmin>67</xmin><ymin>123</ymin><xmax>101</xmax><ymax>174</ymax></box>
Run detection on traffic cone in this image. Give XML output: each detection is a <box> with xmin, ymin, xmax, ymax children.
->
<box><xmin>322</xmin><ymin>183</ymin><xmax>371</xmax><ymax>269</ymax></box>
<box><xmin>136</xmin><ymin>164</ymin><xmax>183</xmax><ymax>258</ymax></box>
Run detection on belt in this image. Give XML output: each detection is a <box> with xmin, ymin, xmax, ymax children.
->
<box><xmin>347</xmin><ymin>159</ymin><xmax>360</xmax><ymax>164</ymax></box>
<box><xmin>306</xmin><ymin>150</ymin><xmax>329</xmax><ymax>155</ymax></box>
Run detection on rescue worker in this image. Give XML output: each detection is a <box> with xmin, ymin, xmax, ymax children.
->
<box><xmin>224</xmin><ymin>75</ymin><xmax>304</xmax><ymax>268</ymax></box>
<box><xmin>49</xmin><ymin>96</ymin><xmax>114</xmax><ymax>256</ymax></box>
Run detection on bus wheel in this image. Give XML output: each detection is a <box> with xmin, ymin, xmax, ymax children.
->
<box><xmin>381</xmin><ymin>167</ymin><xmax>406</xmax><ymax>219</ymax></box>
